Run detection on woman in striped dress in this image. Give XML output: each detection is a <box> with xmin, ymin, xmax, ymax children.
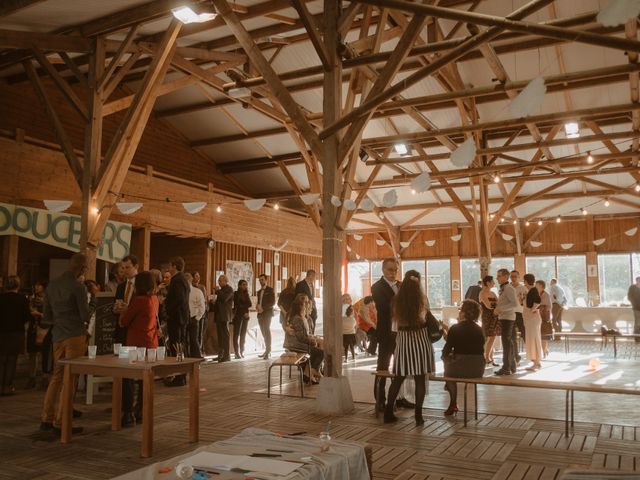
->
<box><xmin>384</xmin><ymin>270</ymin><xmax>445</xmax><ymax>426</ymax></box>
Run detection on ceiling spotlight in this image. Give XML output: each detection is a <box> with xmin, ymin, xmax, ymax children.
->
<box><xmin>538</xmin><ymin>220</ymin><xmax>543</xmax><ymax>226</ymax></box>
<box><xmin>172</xmin><ymin>6</ymin><xmax>217</xmax><ymax>23</ymax></box>
<box><xmin>581</xmin><ymin>208</ymin><xmax>588</xmax><ymax>215</ymax></box>
<box><xmin>493</xmin><ymin>174</ymin><xmax>501</xmax><ymax>183</ymax></box>
<box><xmin>273</xmin><ymin>202</ymin><xmax>280</xmax><ymax>210</ymax></box>
<box><xmin>587</xmin><ymin>152</ymin><xmax>594</xmax><ymax>164</ymax></box>
<box><xmin>359</xmin><ymin>150</ymin><xmax>370</xmax><ymax>162</ymax></box>
<box><xmin>556</xmin><ymin>216</ymin><xmax>562</xmax><ymax>223</ymax></box>
<box><xmin>216</xmin><ymin>205</ymin><xmax>222</xmax><ymax>213</ymax></box>
<box><xmin>228</xmin><ymin>87</ymin><xmax>252</xmax><ymax>98</ymax></box>
<box><xmin>394</xmin><ymin>143</ymin><xmax>408</xmax><ymax>155</ymax></box>
<box><xmin>564</xmin><ymin>122</ymin><xmax>580</xmax><ymax>138</ymax></box>
<box><xmin>604</xmin><ymin>198</ymin><xmax>610</xmax><ymax>207</ymax></box>
<box><xmin>525</xmin><ymin>221</ymin><xmax>530</xmax><ymax>226</ymax></box>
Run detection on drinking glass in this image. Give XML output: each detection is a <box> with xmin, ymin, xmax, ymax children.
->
<box><xmin>88</xmin><ymin>345</ymin><xmax>97</xmax><ymax>359</ymax></box>
<box><xmin>147</xmin><ymin>348</ymin><xmax>157</xmax><ymax>362</ymax></box>
<box><xmin>157</xmin><ymin>346</ymin><xmax>166</xmax><ymax>361</ymax></box>
<box><xmin>137</xmin><ymin>347</ymin><xmax>146</xmax><ymax>362</ymax></box>
<box><xmin>113</xmin><ymin>343</ymin><xmax>122</xmax><ymax>356</ymax></box>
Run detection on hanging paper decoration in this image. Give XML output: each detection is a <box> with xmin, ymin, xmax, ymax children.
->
<box><xmin>243</xmin><ymin>199</ymin><xmax>266</xmax><ymax>211</ymax></box>
<box><xmin>507</xmin><ymin>76</ymin><xmax>546</xmax><ymax>118</ymax></box>
<box><xmin>344</xmin><ymin>199</ymin><xmax>357</xmax><ymax>210</ymax></box>
<box><xmin>450</xmin><ymin>234</ymin><xmax>462</xmax><ymax>242</ymax></box>
<box><xmin>43</xmin><ymin>200</ymin><xmax>72</xmax><ymax>212</ymax></box>
<box><xmin>597</xmin><ymin>0</ymin><xmax>640</xmax><ymax>27</ymax></box>
<box><xmin>450</xmin><ymin>137</ymin><xmax>477</xmax><ymax>168</ymax></box>
<box><xmin>360</xmin><ymin>198</ymin><xmax>374</xmax><ymax>211</ymax></box>
<box><xmin>268</xmin><ymin>240</ymin><xmax>289</xmax><ymax>251</ymax></box>
<box><xmin>116</xmin><ymin>202</ymin><xmax>143</xmax><ymax>215</ymax></box>
<box><xmin>625</xmin><ymin>227</ymin><xmax>638</xmax><ymax>236</ymax></box>
<box><xmin>355</xmin><ymin>254</ymin><xmax>361</xmax><ymax>260</ymax></box>
<box><xmin>382</xmin><ymin>189</ymin><xmax>398</xmax><ymax>208</ymax></box>
<box><xmin>530</xmin><ymin>241</ymin><xmax>543</xmax><ymax>248</ymax></box>
<box><xmin>424</xmin><ymin>240</ymin><xmax>436</xmax><ymax>247</ymax></box>
<box><xmin>353</xmin><ymin>234</ymin><xmax>363</xmax><ymax>241</ymax></box>
<box><xmin>592</xmin><ymin>238</ymin><xmax>606</xmax><ymax>246</ymax></box>
<box><xmin>561</xmin><ymin>243</ymin><xmax>574</xmax><ymax>250</ymax></box>
<box><xmin>182</xmin><ymin>201</ymin><xmax>207</xmax><ymax>214</ymax></box>
<box><xmin>501</xmin><ymin>233</ymin><xmax>514</xmax><ymax>241</ymax></box>
<box><xmin>346</xmin><ymin>245</ymin><xmax>352</xmax><ymax>252</ymax></box>
<box><xmin>410</xmin><ymin>172</ymin><xmax>431</xmax><ymax>193</ymax></box>
<box><xmin>300</xmin><ymin>193</ymin><xmax>320</xmax><ymax>205</ymax></box>
<box><xmin>400</xmin><ymin>241</ymin><xmax>411</xmax><ymax>248</ymax></box>
<box><xmin>375</xmin><ymin>239</ymin><xmax>386</xmax><ymax>247</ymax></box>
<box><xmin>331</xmin><ymin>195</ymin><xmax>342</xmax><ymax>207</ymax></box>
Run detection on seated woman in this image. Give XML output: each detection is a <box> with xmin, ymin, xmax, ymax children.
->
<box><xmin>283</xmin><ymin>293</ymin><xmax>323</xmax><ymax>383</ymax></box>
<box><xmin>441</xmin><ymin>299</ymin><xmax>485</xmax><ymax>417</ymax></box>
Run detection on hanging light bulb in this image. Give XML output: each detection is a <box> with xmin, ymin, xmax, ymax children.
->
<box><xmin>489</xmin><ymin>213</ymin><xmax>495</xmax><ymax>220</ymax></box>
<box><xmin>587</xmin><ymin>151</ymin><xmax>593</xmax><ymax>164</ymax></box>
<box><xmin>216</xmin><ymin>205</ymin><xmax>222</xmax><ymax>213</ymax></box>
<box><xmin>604</xmin><ymin>198</ymin><xmax>610</xmax><ymax>207</ymax></box>
<box><xmin>493</xmin><ymin>174</ymin><xmax>501</xmax><ymax>183</ymax></box>
<box><xmin>91</xmin><ymin>207</ymin><xmax>99</xmax><ymax>215</ymax></box>
<box><xmin>525</xmin><ymin>221</ymin><xmax>530</xmax><ymax>226</ymax></box>
<box><xmin>538</xmin><ymin>220</ymin><xmax>543</xmax><ymax>226</ymax></box>
<box><xmin>500</xmin><ymin>217</ymin><xmax>504</xmax><ymax>223</ymax></box>
<box><xmin>635</xmin><ymin>184</ymin><xmax>640</xmax><ymax>192</ymax></box>
<box><xmin>273</xmin><ymin>202</ymin><xmax>280</xmax><ymax>210</ymax></box>
<box><xmin>512</xmin><ymin>219</ymin><xmax>517</xmax><ymax>225</ymax></box>
<box><xmin>411</xmin><ymin>189</ymin><xmax>416</xmax><ymax>195</ymax></box>
<box><xmin>556</xmin><ymin>216</ymin><xmax>562</xmax><ymax>223</ymax></box>
<box><xmin>581</xmin><ymin>208</ymin><xmax>588</xmax><ymax>215</ymax></box>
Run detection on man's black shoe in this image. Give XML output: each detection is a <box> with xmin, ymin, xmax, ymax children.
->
<box><xmin>121</xmin><ymin>413</ymin><xmax>136</xmax><ymax>428</ymax></box>
<box><xmin>164</xmin><ymin>375</ymin><xmax>187</xmax><ymax>387</ymax></box>
<box><xmin>495</xmin><ymin>369</ymin><xmax>512</xmax><ymax>376</ymax></box>
<box><xmin>396</xmin><ymin>398</ymin><xmax>416</xmax><ymax>409</ymax></box>
<box><xmin>40</xmin><ymin>421</ymin><xmax>54</xmax><ymax>431</ymax></box>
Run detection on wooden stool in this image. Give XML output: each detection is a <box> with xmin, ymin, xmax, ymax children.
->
<box><xmin>267</xmin><ymin>353</ymin><xmax>309</xmax><ymax>398</ymax></box>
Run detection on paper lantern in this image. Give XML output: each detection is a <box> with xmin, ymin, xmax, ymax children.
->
<box><xmin>501</xmin><ymin>233</ymin><xmax>514</xmax><ymax>241</ymax></box>
<box><xmin>360</xmin><ymin>198</ymin><xmax>374</xmax><ymax>211</ymax></box>
<box><xmin>355</xmin><ymin>254</ymin><xmax>361</xmax><ymax>260</ymax></box>
<box><xmin>43</xmin><ymin>200</ymin><xmax>72</xmax><ymax>212</ymax></box>
<box><xmin>346</xmin><ymin>245</ymin><xmax>352</xmax><ymax>252</ymax></box>
<box><xmin>243</xmin><ymin>199</ymin><xmax>266</xmax><ymax>211</ymax></box>
<box><xmin>116</xmin><ymin>202</ymin><xmax>143</xmax><ymax>215</ymax></box>
<box><xmin>353</xmin><ymin>234</ymin><xmax>363</xmax><ymax>241</ymax></box>
<box><xmin>343</xmin><ymin>199</ymin><xmax>356</xmax><ymax>211</ymax></box>
<box><xmin>330</xmin><ymin>195</ymin><xmax>342</xmax><ymax>207</ymax></box>
<box><xmin>450</xmin><ymin>137</ymin><xmax>476</xmax><ymax>168</ymax></box>
<box><xmin>300</xmin><ymin>193</ymin><xmax>320</xmax><ymax>205</ymax></box>
<box><xmin>424</xmin><ymin>239</ymin><xmax>436</xmax><ymax>247</ymax></box>
<box><xmin>625</xmin><ymin>227</ymin><xmax>638</xmax><ymax>236</ymax></box>
<box><xmin>400</xmin><ymin>241</ymin><xmax>411</xmax><ymax>248</ymax></box>
<box><xmin>182</xmin><ymin>201</ymin><xmax>206</xmax><ymax>214</ymax></box>
<box><xmin>592</xmin><ymin>238</ymin><xmax>606</xmax><ymax>246</ymax></box>
<box><xmin>382</xmin><ymin>189</ymin><xmax>398</xmax><ymax>208</ymax></box>
<box><xmin>450</xmin><ymin>234</ymin><xmax>462</xmax><ymax>242</ymax></box>
<box><xmin>597</xmin><ymin>0</ymin><xmax>640</xmax><ymax>27</ymax></box>
<box><xmin>375</xmin><ymin>239</ymin><xmax>386</xmax><ymax>247</ymax></box>
<box><xmin>268</xmin><ymin>240</ymin><xmax>289</xmax><ymax>251</ymax></box>
<box><xmin>530</xmin><ymin>241</ymin><xmax>543</xmax><ymax>247</ymax></box>
<box><xmin>561</xmin><ymin>243</ymin><xmax>574</xmax><ymax>250</ymax></box>
<box><xmin>507</xmin><ymin>76</ymin><xmax>546</xmax><ymax>118</ymax></box>
<box><xmin>410</xmin><ymin>172</ymin><xmax>431</xmax><ymax>193</ymax></box>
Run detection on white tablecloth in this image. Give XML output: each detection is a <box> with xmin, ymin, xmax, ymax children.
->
<box><xmin>560</xmin><ymin>307</ymin><xmax>635</xmax><ymax>333</ymax></box>
<box><xmin>112</xmin><ymin>428</ymin><xmax>369</xmax><ymax>480</ymax></box>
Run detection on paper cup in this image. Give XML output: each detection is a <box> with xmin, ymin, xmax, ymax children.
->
<box><xmin>157</xmin><ymin>346</ymin><xmax>166</xmax><ymax>361</ymax></box>
<box><xmin>128</xmin><ymin>348</ymin><xmax>136</xmax><ymax>364</ymax></box>
<box><xmin>137</xmin><ymin>347</ymin><xmax>146</xmax><ymax>362</ymax></box>
<box><xmin>88</xmin><ymin>345</ymin><xmax>97</xmax><ymax>359</ymax></box>
<box><xmin>147</xmin><ymin>348</ymin><xmax>157</xmax><ymax>362</ymax></box>
<box><xmin>113</xmin><ymin>343</ymin><xmax>122</xmax><ymax>356</ymax></box>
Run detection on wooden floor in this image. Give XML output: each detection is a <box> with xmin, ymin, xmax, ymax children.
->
<box><xmin>2</xmin><ymin>344</ymin><xmax>640</xmax><ymax>480</ymax></box>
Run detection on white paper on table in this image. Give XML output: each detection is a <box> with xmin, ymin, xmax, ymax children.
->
<box><xmin>184</xmin><ymin>452</ymin><xmax>302</xmax><ymax>476</ymax></box>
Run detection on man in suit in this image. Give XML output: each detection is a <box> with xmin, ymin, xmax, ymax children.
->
<box><xmin>464</xmin><ymin>281</ymin><xmax>482</xmax><ymax>303</ymax></box>
<box><xmin>164</xmin><ymin>256</ymin><xmax>190</xmax><ymax>387</ymax></box>
<box><xmin>371</xmin><ymin>257</ymin><xmax>413</xmax><ymax>411</ymax></box>
<box><xmin>295</xmin><ymin>270</ymin><xmax>317</xmax><ymax>334</ymax></box>
<box><xmin>256</xmin><ymin>274</ymin><xmax>276</xmax><ymax>359</ymax></box>
<box><xmin>112</xmin><ymin>254</ymin><xmax>138</xmax><ymax>344</ymax></box>
<box><xmin>214</xmin><ymin>275</ymin><xmax>234</xmax><ymax>362</ymax></box>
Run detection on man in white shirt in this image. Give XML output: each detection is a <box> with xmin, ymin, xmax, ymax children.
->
<box><xmin>549</xmin><ymin>279</ymin><xmax>567</xmax><ymax>335</ymax></box>
<box><xmin>495</xmin><ymin>268</ymin><xmax>519</xmax><ymax>375</ymax></box>
<box><xmin>185</xmin><ymin>273</ymin><xmax>206</xmax><ymax>358</ymax></box>
<box><xmin>510</xmin><ymin>270</ymin><xmax>528</xmax><ymax>363</ymax></box>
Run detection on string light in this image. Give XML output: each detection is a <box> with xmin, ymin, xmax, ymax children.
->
<box><xmin>581</xmin><ymin>208</ymin><xmax>588</xmax><ymax>215</ymax></box>
<box><xmin>635</xmin><ymin>184</ymin><xmax>640</xmax><ymax>192</ymax></box>
<box><xmin>512</xmin><ymin>220</ymin><xmax>517</xmax><ymax>225</ymax></box>
<box><xmin>556</xmin><ymin>216</ymin><xmax>562</xmax><ymax>223</ymax></box>
<box><xmin>411</xmin><ymin>189</ymin><xmax>416</xmax><ymax>195</ymax></box>
<box><xmin>493</xmin><ymin>174</ymin><xmax>501</xmax><ymax>183</ymax></box>
<box><xmin>525</xmin><ymin>221</ymin><xmax>530</xmax><ymax>226</ymax></box>
<box><xmin>587</xmin><ymin>151</ymin><xmax>593</xmax><ymax>164</ymax></box>
<box><xmin>273</xmin><ymin>202</ymin><xmax>280</xmax><ymax>210</ymax></box>
<box><xmin>216</xmin><ymin>205</ymin><xmax>222</xmax><ymax>213</ymax></box>
<box><xmin>538</xmin><ymin>220</ymin><xmax>543</xmax><ymax>226</ymax></box>
<box><xmin>91</xmin><ymin>207</ymin><xmax>99</xmax><ymax>215</ymax></box>
<box><xmin>500</xmin><ymin>217</ymin><xmax>505</xmax><ymax>223</ymax></box>
<box><xmin>604</xmin><ymin>198</ymin><xmax>610</xmax><ymax>207</ymax></box>
<box><xmin>489</xmin><ymin>213</ymin><xmax>495</xmax><ymax>220</ymax></box>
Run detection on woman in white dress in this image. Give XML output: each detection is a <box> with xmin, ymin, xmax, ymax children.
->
<box><xmin>523</xmin><ymin>274</ymin><xmax>543</xmax><ymax>370</ymax></box>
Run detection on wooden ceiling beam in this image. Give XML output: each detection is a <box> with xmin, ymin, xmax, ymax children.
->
<box><xmin>0</xmin><ymin>0</ymin><xmax>46</xmax><ymax>16</ymax></box>
<box><xmin>291</xmin><ymin>0</ymin><xmax>331</xmax><ymax>70</ymax></box>
<box><xmin>0</xmin><ymin>28</ymin><xmax>90</xmax><ymax>52</ymax></box>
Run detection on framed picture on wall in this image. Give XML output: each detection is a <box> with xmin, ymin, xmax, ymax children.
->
<box><xmin>282</xmin><ymin>267</ymin><xmax>288</xmax><ymax>279</ymax></box>
<box><xmin>256</xmin><ymin>249</ymin><xmax>263</xmax><ymax>263</ymax></box>
<box><xmin>451</xmin><ymin>279</ymin><xmax>460</xmax><ymax>291</ymax></box>
<box><xmin>274</xmin><ymin>252</ymin><xmax>280</xmax><ymax>266</ymax></box>
<box><xmin>265</xmin><ymin>262</ymin><xmax>271</xmax><ymax>276</ymax></box>
<box><xmin>587</xmin><ymin>264</ymin><xmax>597</xmax><ymax>277</ymax></box>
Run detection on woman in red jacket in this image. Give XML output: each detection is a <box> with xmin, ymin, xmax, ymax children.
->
<box><xmin>119</xmin><ymin>271</ymin><xmax>159</xmax><ymax>427</ymax></box>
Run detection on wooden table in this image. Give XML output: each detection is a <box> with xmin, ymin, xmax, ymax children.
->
<box><xmin>58</xmin><ymin>355</ymin><xmax>202</xmax><ymax>458</ymax></box>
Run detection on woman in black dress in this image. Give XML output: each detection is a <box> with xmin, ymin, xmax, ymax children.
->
<box><xmin>232</xmin><ymin>280</ymin><xmax>252</xmax><ymax>359</ymax></box>
<box><xmin>479</xmin><ymin>275</ymin><xmax>500</xmax><ymax>365</ymax></box>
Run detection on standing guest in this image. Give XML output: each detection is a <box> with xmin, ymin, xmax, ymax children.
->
<box><xmin>156</xmin><ymin>270</ymin><xmax>171</xmax><ymax>344</ymax></box>
<box><xmin>112</xmin><ymin>255</ymin><xmax>138</xmax><ymax>344</ymax></box>
<box><xmin>164</xmin><ymin>257</ymin><xmax>190</xmax><ymax>387</ymax></box>
<box><xmin>464</xmin><ymin>281</ymin><xmax>483</xmax><ymax>303</ymax></box>
<box><xmin>510</xmin><ymin>270</ymin><xmax>527</xmax><ymax>363</ymax></box>
<box><xmin>84</xmin><ymin>279</ymin><xmax>99</xmax><ymax>341</ymax></box>
<box><xmin>494</xmin><ymin>268</ymin><xmax>518</xmax><ymax>376</ymax></box>
<box><xmin>627</xmin><ymin>277</ymin><xmax>640</xmax><ymax>342</ymax></box>
<box><xmin>40</xmin><ymin>254</ymin><xmax>93</xmax><ymax>433</ymax></box>
<box><xmin>213</xmin><ymin>275</ymin><xmax>234</xmax><ymax>363</ymax></box>
<box><xmin>295</xmin><ymin>270</ymin><xmax>317</xmax><ymax>334</ymax></box>
<box><xmin>357</xmin><ymin>296</ymin><xmax>377</xmax><ymax>354</ymax></box>
<box><xmin>384</xmin><ymin>270</ymin><xmax>444</xmax><ymax>426</ymax></box>
<box><xmin>118</xmin><ymin>271</ymin><xmax>159</xmax><ymax>426</ymax></box>
<box><xmin>26</xmin><ymin>280</ymin><xmax>49</xmax><ymax>389</ymax></box>
<box><xmin>522</xmin><ymin>274</ymin><xmax>543</xmax><ymax>371</ymax></box>
<box><xmin>185</xmin><ymin>273</ymin><xmax>205</xmax><ymax>358</ymax></box>
<box><xmin>283</xmin><ymin>294</ymin><xmax>323</xmax><ymax>383</ymax></box>
<box><xmin>442</xmin><ymin>300</ymin><xmax>485</xmax><ymax>416</ymax></box>
<box><xmin>256</xmin><ymin>274</ymin><xmax>276</xmax><ymax>360</ymax></box>
<box><xmin>536</xmin><ymin>280</ymin><xmax>553</xmax><ymax>358</ymax></box>
<box><xmin>479</xmin><ymin>276</ymin><xmax>500</xmax><ymax>366</ymax></box>
<box><xmin>0</xmin><ymin>276</ymin><xmax>31</xmax><ymax>396</ymax></box>
<box><xmin>549</xmin><ymin>279</ymin><xmax>567</xmax><ymax>336</ymax></box>
<box><xmin>105</xmin><ymin>262</ymin><xmax>125</xmax><ymax>294</ymax></box>
<box><xmin>342</xmin><ymin>304</ymin><xmax>357</xmax><ymax>361</ymax></box>
<box><xmin>277</xmin><ymin>277</ymin><xmax>296</xmax><ymax>329</ymax></box>
<box><xmin>232</xmin><ymin>280</ymin><xmax>252</xmax><ymax>359</ymax></box>
<box><xmin>192</xmin><ymin>272</ymin><xmax>208</xmax><ymax>356</ymax></box>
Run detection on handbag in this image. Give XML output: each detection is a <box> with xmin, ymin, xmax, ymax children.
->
<box><xmin>426</xmin><ymin>310</ymin><xmax>443</xmax><ymax>343</ymax></box>
<box><xmin>35</xmin><ymin>325</ymin><xmax>50</xmax><ymax>346</ymax></box>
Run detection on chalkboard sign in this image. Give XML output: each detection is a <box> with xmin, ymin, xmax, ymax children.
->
<box><xmin>94</xmin><ymin>293</ymin><xmax>116</xmax><ymax>355</ymax></box>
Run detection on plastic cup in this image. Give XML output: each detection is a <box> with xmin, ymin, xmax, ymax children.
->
<box><xmin>88</xmin><ymin>345</ymin><xmax>97</xmax><ymax>359</ymax></box>
<box><xmin>113</xmin><ymin>343</ymin><xmax>122</xmax><ymax>356</ymax></box>
<box><xmin>147</xmin><ymin>348</ymin><xmax>157</xmax><ymax>362</ymax></box>
<box><xmin>157</xmin><ymin>346</ymin><xmax>166</xmax><ymax>361</ymax></box>
<box><xmin>137</xmin><ymin>347</ymin><xmax>146</xmax><ymax>362</ymax></box>
<box><xmin>128</xmin><ymin>347</ymin><xmax>136</xmax><ymax>364</ymax></box>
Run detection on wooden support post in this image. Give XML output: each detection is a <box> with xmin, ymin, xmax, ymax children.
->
<box><xmin>450</xmin><ymin>256</ymin><xmax>461</xmax><ymax>305</ymax></box>
<box><xmin>514</xmin><ymin>254</ymin><xmax>526</xmax><ymax>275</ymax></box>
<box><xmin>1</xmin><ymin>235</ymin><xmax>19</xmax><ymax>277</ymax></box>
<box><xmin>585</xmin><ymin>215</ymin><xmax>600</xmax><ymax>303</ymax></box>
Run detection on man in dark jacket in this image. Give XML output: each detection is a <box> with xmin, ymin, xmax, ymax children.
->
<box><xmin>165</xmin><ymin>256</ymin><xmax>190</xmax><ymax>386</ymax></box>
<box><xmin>295</xmin><ymin>270</ymin><xmax>317</xmax><ymax>334</ymax></box>
<box><xmin>464</xmin><ymin>281</ymin><xmax>482</xmax><ymax>303</ymax></box>
<box><xmin>112</xmin><ymin>254</ymin><xmax>138</xmax><ymax>344</ymax></box>
<box><xmin>214</xmin><ymin>275</ymin><xmax>234</xmax><ymax>362</ymax></box>
<box><xmin>256</xmin><ymin>274</ymin><xmax>276</xmax><ymax>359</ymax></box>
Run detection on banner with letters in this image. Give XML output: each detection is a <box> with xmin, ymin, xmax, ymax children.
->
<box><xmin>0</xmin><ymin>202</ymin><xmax>131</xmax><ymax>263</ymax></box>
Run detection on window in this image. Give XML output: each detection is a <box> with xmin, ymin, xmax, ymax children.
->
<box><xmin>402</xmin><ymin>260</ymin><xmax>426</xmax><ymax>291</ymax></box>
<box><xmin>526</xmin><ymin>255</ymin><xmax>587</xmax><ymax>307</ymax></box>
<box><xmin>426</xmin><ymin>259</ymin><xmax>450</xmax><ymax>308</ymax></box>
<box><xmin>598</xmin><ymin>254</ymin><xmax>633</xmax><ymax>305</ymax></box>
<box><xmin>460</xmin><ymin>259</ymin><xmax>481</xmax><ymax>295</ymax></box>
<box><xmin>347</xmin><ymin>262</ymin><xmax>370</xmax><ymax>301</ymax></box>
<box><xmin>526</xmin><ymin>256</ymin><xmax>556</xmax><ymax>287</ymax></box>
<box><xmin>370</xmin><ymin>261</ymin><xmax>382</xmax><ymax>285</ymax></box>
<box><xmin>490</xmin><ymin>257</ymin><xmax>515</xmax><ymax>276</ymax></box>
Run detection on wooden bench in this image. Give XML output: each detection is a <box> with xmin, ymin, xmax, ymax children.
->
<box><xmin>267</xmin><ymin>353</ymin><xmax>309</xmax><ymax>398</ymax></box>
<box><xmin>429</xmin><ymin>374</ymin><xmax>640</xmax><ymax>437</ymax></box>
<box><xmin>557</xmin><ymin>332</ymin><xmax>640</xmax><ymax>358</ymax></box>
